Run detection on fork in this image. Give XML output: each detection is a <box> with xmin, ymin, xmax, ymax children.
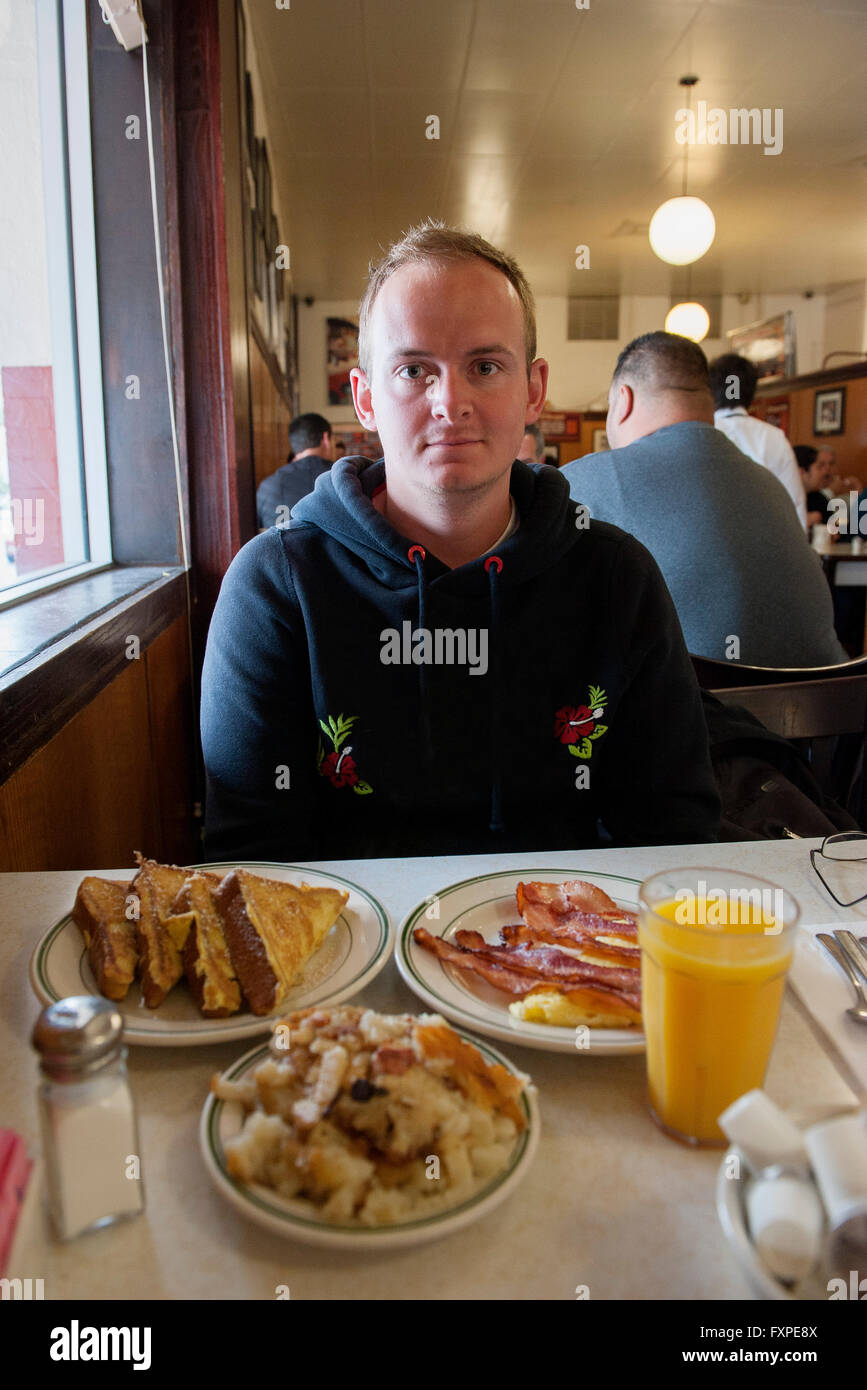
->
<box><xmin>817</xmin><ymin>934</ymin><xmax>867</xmax><ymax>1024</ymax></box>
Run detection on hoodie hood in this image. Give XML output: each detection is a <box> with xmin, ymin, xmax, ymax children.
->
<box><xmin>288</xmin><ymin>455</ymin><xmax>581</xmax><ymax>591</ymax></box>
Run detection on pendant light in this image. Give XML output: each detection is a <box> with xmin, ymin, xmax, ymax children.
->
<box><xmin>649</xmin><ymin>77</ymin><xmax>716</xmax><ymax>266</ymax></box>
<box><xmin>664</xmin><ymin>301</ymin><xmax>710</xmax><ymax>342</ymax></box>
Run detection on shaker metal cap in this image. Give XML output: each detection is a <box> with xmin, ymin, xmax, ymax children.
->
<box><xmin>32</xmin><ymin>995</ymin><xmax>124</xmax><ymax>1074</ymax></box>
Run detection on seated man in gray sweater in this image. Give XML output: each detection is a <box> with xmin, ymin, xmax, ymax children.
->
<box><xmin>562</xmin><ymin>332</ymin><xmax>846</xmax><ymax>668</ymax></box>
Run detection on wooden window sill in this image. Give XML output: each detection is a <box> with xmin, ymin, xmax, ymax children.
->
<box><xmin>0</xmin><ymin>566</ymin><xmax>188</xmax><ymax>783</ymax></box>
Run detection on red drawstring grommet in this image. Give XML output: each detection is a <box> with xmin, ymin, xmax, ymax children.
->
<box><xmin>407</xmin><ymin>545</ymin><xmax>426</xmax><ymax>562</ymax></box>
<box><xmin>484</xmin><ymin>555</ymin><xmax>503</xmax><ymax>574</ymax></box>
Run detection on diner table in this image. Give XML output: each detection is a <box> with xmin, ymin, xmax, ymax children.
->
<box><xmin>1</xmin><ymin>837</ymin><xmax>862</xmax><ymax>1302</ymax></box>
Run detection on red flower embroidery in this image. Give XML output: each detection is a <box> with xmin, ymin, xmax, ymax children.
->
<box><xmin>320</xmin><ymin>750</ymin><xmax>359</xmax><ymax>788</ymax></box>
<box><xmin>316</xmin><ymin>713</ymin><xmax>373</xmax><ymax>794</ymax></box>
<box><xmin>555</xmin><ymin>705</ymin><xmax>596</xmax><ymax>743</ymax></box>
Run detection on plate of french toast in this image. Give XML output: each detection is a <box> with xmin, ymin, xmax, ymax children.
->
<box><xmin>397</xmin><ymin>869</ymin><xmax>644</xmax><ymax>1054</ymax></box>
<box><xmin>29</xmin><ymin>855</ymin><xmax>392</xmax><ymax>1045</ymax></box>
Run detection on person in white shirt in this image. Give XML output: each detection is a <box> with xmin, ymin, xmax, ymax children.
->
<box><xmin>709</xmin><ymin>353</ymin><xmax>807</xmax><ymax>530</ymax></box>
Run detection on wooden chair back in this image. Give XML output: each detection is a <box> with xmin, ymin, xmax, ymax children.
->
<box><xmin>691</xmin><ymin>654</ymin><xmax>867</xmax><ymax>824</ymax></box>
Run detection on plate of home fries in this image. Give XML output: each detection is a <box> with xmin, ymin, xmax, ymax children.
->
<box><xmin>29</xmin><ymin>856</ymin><xmax>392</xmax><ymax>1046</ymax></box>
<box><xmin>396</xmin><ymin>869</ymin><xmax>645</xmax><ymax>1054</ymax></box>
<box><xmin>201</xmin><ymin>1005</ymin><xmax>539</xmax><ymax>1248</ymax></box>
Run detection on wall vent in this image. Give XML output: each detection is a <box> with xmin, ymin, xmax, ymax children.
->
<box><xmin>567</xmin><ymin>296</ymin><xmax>621</xmax><ymax>340</ymax></box>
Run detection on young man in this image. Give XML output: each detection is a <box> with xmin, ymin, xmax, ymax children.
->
<box><xmin>201</xmin><ymin>224</ymin><xmax>719</xmax><ymax>862</ymax></box>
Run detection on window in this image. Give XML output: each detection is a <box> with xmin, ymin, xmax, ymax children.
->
<box><xmin>0</xmin><ymin>0</ymin><xmax>110</xmax><ymax>607</ymax></box>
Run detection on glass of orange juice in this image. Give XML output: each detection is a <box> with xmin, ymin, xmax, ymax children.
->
<box><xmin>638</xmin><ymin>868</ymin><xmax>799</xmax><ymax>1147</ymax></box>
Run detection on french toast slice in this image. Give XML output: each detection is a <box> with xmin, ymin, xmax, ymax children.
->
<box><xmin>174</xmin><ymin>874</ymin><xmax>242</xmax><ymax>1018</ymax></box>
<box><xmin>130</xmin><ymin>854</ymin><xmax>205</xmax><ymax>1008</ymax></box>
<box><xmin>71</xmin><ymin>877</ymin><xmax>137</xmax><ymax>1002</ymax></box>
<box><xmin>213</xmin><ymin>870</ymin><xmax>348</xmax><ymax>1016</ymax></box>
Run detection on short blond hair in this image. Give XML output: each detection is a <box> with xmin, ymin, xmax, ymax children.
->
<box><xmin>357</xmin><ymin>219</ymin><xmax>537</xmax><ymax>376</ymax></box>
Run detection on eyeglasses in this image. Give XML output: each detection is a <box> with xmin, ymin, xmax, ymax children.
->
<box><xmin>810</xmin><ymin>832</ymin><xmax>867</xmax><ymax>907</ymax></box>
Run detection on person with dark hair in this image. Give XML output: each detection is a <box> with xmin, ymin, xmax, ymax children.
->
<box><xmin>201</xmin><ymin>226</ymin><xmax>720</xmax><ymax>863</ymax></box>
<box><xmin>562</xmin><ymin>332</ymin><xmax>845</xmax><ymax>667</ymax></box>
<box><xmin>709</xmin><ymin>352</ymin><xmax>806</xmax><ymax>528</ymax></box>
<box><xmin>517</xmin><ymin>420</ymin><xmax>548</xmax><ymax>464</ymax></box>
<box><xmin>794</xmin><ymin>444</ymin><xmax>835</xmax><ymax>529</ymax></box>
<box><xmin>256</xmin><ymin>412</ymin><xmax>334</xmax><ymax>529</ymax></box>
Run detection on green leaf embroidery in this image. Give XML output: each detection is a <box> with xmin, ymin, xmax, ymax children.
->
<box><xmin>588</xmin><ymin>685</ymin><xmax>607</xmax><ymax>710</ymax></box>
<box><xmin>588</xmin><ymin>723</ymin><xmax>608</xmax><ymax>741</ymax></box>
<box><xmin>352</xmin><ymin>780</ymin><xmax>373</xmax><ymax>796</ymax></box>
<box><xmin>319</xmin><ymin>718</ymin><xmax>334</xmax><ymax>745</ymax></box>
<box><xmin>568</xmin><ymin>738</ymin><xmax>593</xmax><ymax>759</ymax></box>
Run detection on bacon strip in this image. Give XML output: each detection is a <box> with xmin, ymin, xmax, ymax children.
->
<box><xmin>414</xmin><ymin>927</ymin><xmax>641</xmax><ymax>1010</ymax></box>
<box><xmin>413</xmin><ymin>927</ymin><xmax>551</xmax><ymax>996</ymax></box>
<box><xmin>454</xmin><ymin>931</ymin><xmax>639</xmax><ymax>997</ymax></box>
<box><xmin>500</xmin><ymin>919</ymin><xmax>640</xmax><ymax>965</ymax></box>
<box><xmin>518</xmin><ymin>879</ymin><xmax>628</xmax><ymax>918</ymax></box>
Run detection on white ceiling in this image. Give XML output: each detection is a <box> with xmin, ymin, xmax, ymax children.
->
<box><xmin>246</xmin><ymin>0</ymin><xmax>867</xmax><ymax>302</ymax></box>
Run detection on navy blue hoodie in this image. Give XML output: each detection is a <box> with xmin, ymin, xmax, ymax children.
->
<box><xmin>200</xmin><ymin>457</ymin><xmax>720</xmax><ymax>861</ymax></box>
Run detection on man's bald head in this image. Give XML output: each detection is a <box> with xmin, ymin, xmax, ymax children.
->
<box><xmin>606</xmin><ymin>331</ymin><xmax>714</xmax><ymax>449</ymax></box>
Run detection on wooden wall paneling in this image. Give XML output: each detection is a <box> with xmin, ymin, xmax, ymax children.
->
<box><xmin>0</xmin><ymin>573</ymin><xmax>187</xmax><ymax>785</ymax></box>
<box><xmin>788</xmin><ymin>377</ymin><xmax>867</xmax><ymax>477</ymax></box>
<box><xmin>0</xmin><ymin>614</ymin><xmax>196</xmax><ymax>871</ymax></box>
<box><xmin>144</xmin><ymin>616</ymin><xmax>198</xmax><ymax>864</ymax></box>
<box><xmin>250</xmin><ymin>323</ymin><xmax>292</xmax><ymax>493</ymax></box>
<box><xmin>0</xmin><ymin>658</ymin><xmax>158</xmax><ymax>872</ymax></box>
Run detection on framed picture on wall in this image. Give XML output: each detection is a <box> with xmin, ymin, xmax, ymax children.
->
<box><xmin>327</xmin><ymin>317</ymin><xmax>360</xmax><ymax>406</ymax></box>
<box><xmin>592</xmin><ymin>428</ymin><xmax>609</xmax><ymax>452</ymax></box>
<box><xmin>814</xmin><ymin>387</ymin><xmax>846</xmax><ymax>436</ymax></box>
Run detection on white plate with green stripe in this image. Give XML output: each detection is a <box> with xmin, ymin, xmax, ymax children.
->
<box><xmin>395</xmin><ymin>869</ymin><xmax>645</xmax><ymax>1055</ymax></box>
<box><xmin>200</xmin><ymin>1028</ymin><xmax>540</xmax><ymax>1249</ymax></box>
<box><xmin>29</xmin><ymin>862</ymin><xmax>392</xmax><ymax>1047</ymax></box>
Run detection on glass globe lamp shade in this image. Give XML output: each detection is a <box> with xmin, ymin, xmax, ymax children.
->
<box><xmin>648</xmin><ymin>196</ymin><xmax>716</xmax><ymax>265</ymax></box>
<box><xmin>664</xmin><ymin>301</ymin><xmax>711</xmax><ymax>342</ymax></box>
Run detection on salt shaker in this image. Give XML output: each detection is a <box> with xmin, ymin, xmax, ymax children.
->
<box><xmin>32</xmin><ymin>996</ymin><xmax>145</xmax><ymax>1241</ymax></box>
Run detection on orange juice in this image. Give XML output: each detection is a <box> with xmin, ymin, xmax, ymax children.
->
<box><xmin>639</xmin><ymin>894</ymin><xmax>795</xmax><ymax>1146</ymax></box>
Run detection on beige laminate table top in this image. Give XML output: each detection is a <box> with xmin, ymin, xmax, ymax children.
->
<box><xmin>1</xmin><ymin>838</ymin><xmax>860</xmax><ymax>1302</ymax></box>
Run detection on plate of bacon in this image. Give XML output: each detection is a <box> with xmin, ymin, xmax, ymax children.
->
<box><xmin>397</xmin><ymin>870</ymin><xmax>644</xmax><ymax>1055</ymax></box>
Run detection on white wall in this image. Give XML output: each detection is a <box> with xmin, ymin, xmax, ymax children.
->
<box><xmin>295</xmin><ymin>285</ymin><xmax>866</xmax><ymax>417</ymax></box>
<box><xmin>823</xmin><ymin>282</ymin><xmax>867</xmax><ymax>364</ymax></box>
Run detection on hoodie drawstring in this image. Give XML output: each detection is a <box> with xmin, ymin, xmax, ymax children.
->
<box><xmin>484</xmin><ymin>555</ymin><xmax>504</xmax><ymax>834</ymax></box>
<box><xmin>408</xmin><ymin>546</ymin><xmax>433</xmax><ymax>772</ymax></box>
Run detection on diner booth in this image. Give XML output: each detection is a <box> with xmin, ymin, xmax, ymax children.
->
<box><xmin>1</xmin><ymin>0</ymin><xmax>865</xmax><ymax>1325</ymax></box>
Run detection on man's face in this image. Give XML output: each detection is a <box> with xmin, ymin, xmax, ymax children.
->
<box><xmin>809</xmin><ymin>451</ymin><xmax>834</xmax><ymax>489</ymax></box>
<box><xmin>350</xmin><ymin>258</ymin><xmax>547</xmax><ymax>500</ymax></box>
